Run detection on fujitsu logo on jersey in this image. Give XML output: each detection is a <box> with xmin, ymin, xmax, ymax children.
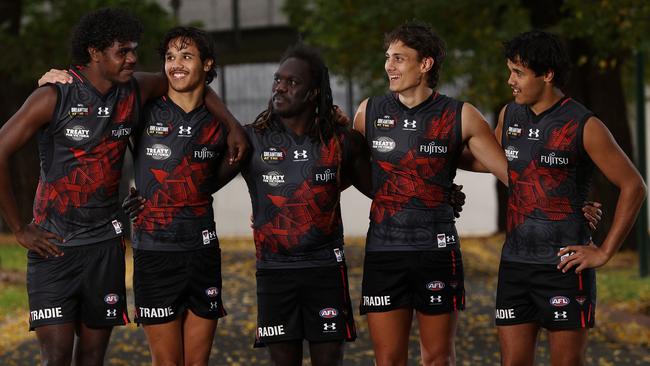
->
<box><xmin>418</xmin><ymin>139</ymin><xmax>448</xmax><ymax>156</ymax></box>
<box><xmin>146</xmin><ymin>144</ymin><xmax>171</xmax><ymax>160</ymax></box>
<box><xmin>540</xmin><ymin>151</ymin><xmax>569</xmax><ymax>167</ymax></box>
<box><xmin>314</xmin><ymin>167</ymin><xmax>337</xmax><ymax>184</ymax></box>
<box><xmin>193</xmin><ymin>146</ymin><xmax>217</xmax><ymax>160</ymax></box>
<box><xmin>65</xmin><ymin>125</ymin><xmax>91</xmax><ymax>141</ymax></box>
<box><xmin>111</xmin><ymin>125</ymin><xmax>132</xmax><ymax>139</ymax></box>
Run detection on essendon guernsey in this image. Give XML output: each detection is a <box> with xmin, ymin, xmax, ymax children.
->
<box><xmin>133</xmin><ymin>96</ymin><xmax>226</xmax><ymax>251</ymax></box>
<box><xmin>502</xmin><ymin>97</ymin><xmax>595</xmax><ymax>264</ymax></box>
<box><xmin>242</xmin><ymin>122</ymin><xmax>350</xmax><ymax>269</ymax></box>
<box><xmin>33</xmin><ymin>66</ymin><xmax>139</xmax><ymax>245</ymax></box>
<box><xmin>365</xmin><ymin>93</ymin><xmax>463</xmax><ymax>251</ymax></box>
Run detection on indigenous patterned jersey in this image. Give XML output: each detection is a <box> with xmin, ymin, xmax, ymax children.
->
<box><xmin>33</xmin><ymin>66</ymin><xmax>139</xmax><ymax>246</ymax></box>
<box><xmin>364</xmin><ymin>93</ymin><xmax>463</xmax><ymax>252</ymax></box>
<box><xmin>242</xmin><ymin>122</ymin><xmax>350</xmax><ymax>269</ymax></box>
<box><xmin>133</xmin><ymin>96</ymin><xmax>226</xmax><ymax>251</ymax></box>
<box><xmin>502</xmin><ymin>97</ymin><xmax>595</xmax><ymax>264</ymax></box>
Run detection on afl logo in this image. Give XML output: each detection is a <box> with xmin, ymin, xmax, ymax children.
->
<box><xmin>550</xmin><ymin>296</ymin><xmax>570</xmax><ymax>307</ymax></box>
<box><xmin>104</xmin><ymin>293</ymin><xmax>119</xmax><ymax>305</ymax></box>
<box><xmin>426</xmin><ymin>281</ymin><xmax>445</xmax><ymax>291</ymax></box>
<box><xmin>205</xmin><ymin>287</ymin><xmax>219</xmax><ymax>298</ymax></box>
<box><xmin>319</xmin><ymin>308</ymin><xmax>338</xmax><ymax>318</ymax></box>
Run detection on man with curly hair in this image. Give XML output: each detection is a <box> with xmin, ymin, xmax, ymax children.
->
<box><xmin>0</xmin><ymin>8</ymin><xmax>246</xmax><ymax>366</ymax></box>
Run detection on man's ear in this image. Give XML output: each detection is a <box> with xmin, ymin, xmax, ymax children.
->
<box><xmin>204</xmin><ymin>58</ymin><xmax>214</xmax><ymax>72</ymax></box>
<box><xmin>88</xmin><ymin>47</ymin><xmax>101</xmax><ymax>62</ymax></box>
<box><xmin>543</xmin><ymin>69</ymin><xmax>555</xmax><ymax>84</ymax></box>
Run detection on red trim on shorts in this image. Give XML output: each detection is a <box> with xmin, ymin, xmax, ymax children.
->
<box><xmin>338</xmin><ymin>265</ymin><xmax>353</xmax><ymax>339</ymax></box>
<box><xmin>453</xmin><ymin>296</ymin><xmax>457</xmax><ymax>311</ymax></box>
<box><xmin>122</xmin><ymin>311</ymin><xmax>129</xmax><ymax>324</ymax></box>
<box><xmin>68</xmin><ymin>68</ymin><xmax>84</xmax><ymax>83</ymax></box>
<box><xmin>578</xmin><ymin>272</ymin><xmax>583</xmax><ymax>291</ymax></box>
<box><xmin>450</xmin><ymin>250</ymin><xmax>457</xmax><ymax>276</ymax></box>
<box><xmin>580</xmin><ymin>310</ymin><xmax>585</xmax><ymax>328</ymax></box>
<box><xmin>587</xmin><ymin>304</ymin><xmax>592</xmax><ymax>323</ymax></box>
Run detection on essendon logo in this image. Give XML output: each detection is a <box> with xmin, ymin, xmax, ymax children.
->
<box><xmin>575</xmin><ymin>295</ymin><xmax>586</xmax><ymax>305</ymax></box>
<box><xmin>205</xmin><ymin>287</ymin><xmax>219</xmax><ymax>298</ymax></box>
<box><xmin>319</xmin><ymin>308</ymin><xmax>338</xmax><ymax>318</ymax></box>
<box><xmin>426</xmin><ymin>281</ymin><xmax>445</xmax><ymax>291</ymax></box>
<box><xmin>104</xmin><ymin>293</ymin><xmax>119</xmax><ymax>305</ymax></box>
<box><xmin>550</xmin><ymin>296</ymin><xmax>570</xmax><ymax>307</ymax></box>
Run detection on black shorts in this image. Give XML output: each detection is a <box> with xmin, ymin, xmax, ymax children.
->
<box><xmin>495</xmin><ymin>261</ymin><xmax>596</xmax><ymax>330</ymax></box>
<box><xmin>255</xmin><ymin>264</ymin><xmax>356</xmax><ymax>346</ymax></box>
<box><xmin>133</xmin><ymin>246</ymin><xmax>226</xmax><ymax>325</ymax></box>
<box><xmin>27</xmin><ymin>237</ymin><xmax>129</xmax><ymax>330</ymax></box>
<box><xmin>360</xmin><ymin>250</ymin><xmax>465</xmax><ymax>315</ymax></box>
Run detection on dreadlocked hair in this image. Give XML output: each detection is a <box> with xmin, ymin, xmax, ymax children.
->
<box><xmin>252</xmin><ymin>44</ymin><xmax>344</xmax><ymax>228</ymax></box>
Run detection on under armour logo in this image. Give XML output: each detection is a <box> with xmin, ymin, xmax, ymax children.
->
<box><xmin>98</xmin><ymin>107</ymin><xmax>110</xmax><ymax>116</ymax></box>
<box><xmin>403</xmin><ymin>119</ymin><xmax>417</xmax><ymax>129</ymax></box>
<box><xmin>554</xmin><ymin>311</ymin><xmax>567</xmax><ymax>319</ymax></box>
<box><xmin>106</xmin><ymin>309</ymin><xmax>117</xmax><ymax>317</ymax></box>
<box><xmin>179</xmin><ymin>126</ymin><xmax>192</xmax><ymax>135</ymax></box>
<box><xmin>430</xmin><ymin>295</ymin><xmax>442</xmax><ymax>303</ymax></box>
<box><xmin>528</xmin><ymin>128</ymin><xmax>539</xmax><ymax>138</ymax></box>
<box><xmin>446</xmin><ymin>235</ymin><xmax>455</xmax><ymax>243</ymax></box>
<box><xmin>210</xmin><ymin>302</ymin><xmax>219</xmax><ymax>310</ymax></box>
<box><xmin>323</xmin><ymin>323</ymin><xmax>336</xmax><ymax>331</ymax></box>
<box><xmin>293</xmin><ymin>150</ymin><xmax>308</xmax><ymax>160</ymax></box>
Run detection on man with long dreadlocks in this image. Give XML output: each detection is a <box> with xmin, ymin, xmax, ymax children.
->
<box><xmin>211</xmin><ymin>44</ymin><xmax>372</xmax><ymax>365</ymax></box>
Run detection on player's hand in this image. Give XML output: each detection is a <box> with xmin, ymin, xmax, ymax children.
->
<box><xmin>450</xmin><ymin>184</ymin><xmax>466</xmax><ymax>218</ymax></box>
<box><xmin>226</xmin><ymin>125</ymin><xmax>249</xmax><ymax>165</ymax></box>
<box><xmin>557</xmin><ymin>242</ymin><xmax>609</xmax><ymax>274</ymax></box>
<box><xmin>333</xmin><ymin>105</ymin><xmax>350</xmax><ymax>126</ymax></box>
<box><xmin>582</xmin><ymin>201</ymin><xmax>603</xmax><ymax>231</ymax></box>
<box><xmin>38</xmin><ymin>69</ymin><xmax>72</xmax><ymax>87</ymax></box>
<box><xmin>122</xmin><ymin>187</ymin><xmax>146</xmax><ymax>223</ymax></box>
<box><xmin>15</xmin><ymin>223</ymin><xmax>63</xmax><ymax>258</ymax></box>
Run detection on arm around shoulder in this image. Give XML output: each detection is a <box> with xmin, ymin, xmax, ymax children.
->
<box><xmin>353</xmin><ymin>98</ymin><xmax>369</xmax><ymax>136</ymax></box>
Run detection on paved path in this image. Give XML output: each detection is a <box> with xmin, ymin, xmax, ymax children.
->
<box><xmin>1</xmin><ymin>240</ymin><xmax>648</xmax><ymax>365</ymax></box>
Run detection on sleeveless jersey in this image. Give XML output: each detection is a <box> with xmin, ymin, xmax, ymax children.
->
<box><xmin>242</xmin><ymin>122</ymin><xmax>350</xmax><ymax>269</ymax></box>
<box><xmin>132</xmin><ymin>96</ymin><xmax>226</xmax><ymax>251</ymax></box>
<box><xmin>33</xmin><ymin>66</ymin><xmax>139</xmax><ymax>246</ymax></box>
<box><xmin>364</xmin><ymin>92</ymin><xmax>463</xmax><ymax>252</ymax></box>
<box><xmin>501</xmin><ymin>97</ymin><xmax>595</xmax><ymax>264</ymax></box>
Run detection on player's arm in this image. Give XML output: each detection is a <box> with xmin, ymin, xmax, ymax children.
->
<box><xmin>461</xmin><ymin>103</ymin><xmax>508</xmax><ymax>185</ymax></box>
<box><xmin>353</xmin><ymin>98</ymin><xmax>368</xmax><ymax>136</ymax></box>
<box><xmin>342</xmin><ymin>129</ymin><xmax>373</xmax><ymax>199</ymax></box>
<box><xmin>0</xmin><ymin>86</ymin><xmax>64</xmax><ymax>257</ymax></box>
<box><xmin>557</xmin><ymin>117</ymin><xmax>646</xmax><ymax>273</ymax></box>
<box><xmin>213</xmin><ymin>155</ymin><xmax>244</xmax><ymax>192</ymax></box>
<box><xmin>458</xmin><ymin>105</ymin><xmax>507</xmax><ymax>173</ymax></box>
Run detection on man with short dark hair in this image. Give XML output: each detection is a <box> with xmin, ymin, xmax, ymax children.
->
<box><xmin>493</xmin><ymin>30</ymin><xmax>646</xmax><ymax>366</ymax></box>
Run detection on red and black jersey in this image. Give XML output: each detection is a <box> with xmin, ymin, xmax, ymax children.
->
<box><xmin>502</xmin><ymin>97</ymin><xmax>595</xmax><ymax>264</ymax></box>
<box><xmin>132</xmin><ymin>96</ymin><xmax>226</xmax><ymax>251</ymax></box>
<box><xmin>33</xmin><ymin>66</ymin><xmax>139</xmax><ymax>246</ymax></box>
<box><xmin>364</xmin><ymin>93</ymin><xmax>463</xmax><ymax>252</ymax></box>
<box><xmin>242</xmin><ymin>121</ymin><xmax>350</xmax><ymax>269</ymax></box>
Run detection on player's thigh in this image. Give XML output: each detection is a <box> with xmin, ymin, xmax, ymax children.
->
<box><xmin>548</xmin><ymin>328</ymin><xmax>588</xmax><ymax>366</ymax></box>
<box><xmin>367</xmin><ymin>308</ymin><xmax>412</xmax><ymax>366</ymax></box>
<box><xmin>416</xmin><ymin>311</ymin><xmax>458</xmax><ymax>362</ymax></box>
<box><xmin>497</xmin><ymin>323</ymin><xmax>540</xmax><ymax>366</ymax></box>
<box><xmin>182</xmin><ymin>310</ymin><xmax>219</xmax><ymax>365</ymax></box>
<box><xmin>143</xmin><ymin>318</ymin><xmax>183</xmax><ymax>365</ymax></box>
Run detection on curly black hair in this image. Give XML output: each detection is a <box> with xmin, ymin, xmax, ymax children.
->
<box><xmin>71</xmin><ymin>8</ymin><xmax>143</xmax><ymax>65</ymax></box>
<box><xmin>384</xmin><ymin>21</ymin><xmax>446</xmax><ymax>89</ymax></box>
<box><xmin>158</xmin><ymin>26</ymin><xmax>218</xmax><ymax>84</ymax></box>
<box><xmin>503</xmin><ymin>30</ymin><xmax>571</xmax><ymax>88</ymax></box>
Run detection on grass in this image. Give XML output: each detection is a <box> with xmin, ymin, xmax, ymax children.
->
<box><xmin>0</xmin><ymin>284</ymin><xmax>28</xmax><ymax>312</ymax></box>
<box><xmin>0</xmin><ymin>244</ymin><xmax>27</xmax><ymax>272</ymax></box>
